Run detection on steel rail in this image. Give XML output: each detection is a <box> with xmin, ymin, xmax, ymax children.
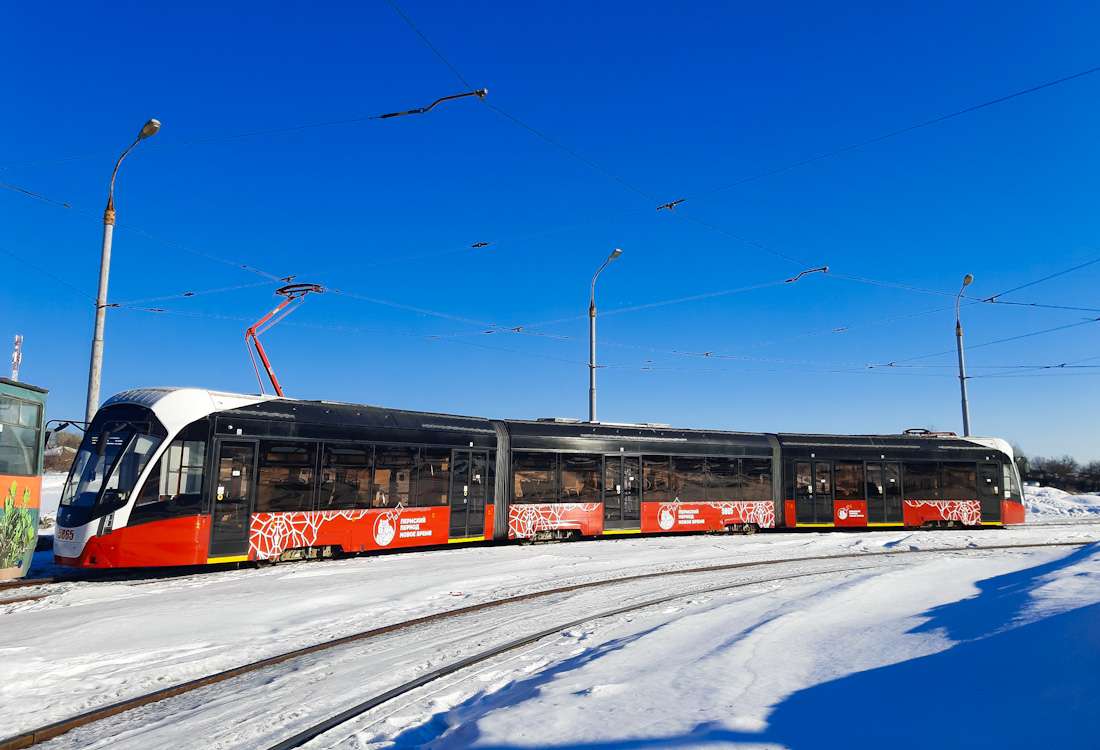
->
<box><xmin>0</xmin><ymin>540</ymin><xmax>1092</xmax><ymax>750</ymax></box>
<box><xmin>268</xmin><ymin>562</ymin><xmax>904</xmax><ymax>749</ymax></box>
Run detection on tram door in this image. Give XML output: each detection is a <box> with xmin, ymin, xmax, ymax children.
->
<box><xmin>794</xmin><ymin>460</ymin><xmax>834</xmax><ymax>523</ymax></box>
<box><xmin>209</xmin><ymin>441</ymin><xmax>256</xmax><ymax>559</ymax></box>
<box><xmin>450</xmin><ymin>450</ymin><xmax>488</xmax><ymax>539</ymax></box>
<box><xmin>978</xmin><ymin>463</ymin><xmax>1002</xmax><ymax>523</ymax></box>
<box><xmin>866</xmin><ymin>462</ymin><xmax>902</xmax><ymax>524</ymax></box>
<box><xmin>604</xmin><ymin>456</ymin><xmax>641</xmax><ymax>531</ymax></box>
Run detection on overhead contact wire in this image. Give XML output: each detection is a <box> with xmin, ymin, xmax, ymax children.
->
<box><xmin>682</xmin><ymin>64</ymin><xmax>1100</xmax><ymax>202</ymax></box>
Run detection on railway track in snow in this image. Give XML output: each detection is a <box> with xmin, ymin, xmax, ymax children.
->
<box><xmin>3</xmin><ymin>539</ymin><xmax>1093</xmax><ymax>750</ymax></box>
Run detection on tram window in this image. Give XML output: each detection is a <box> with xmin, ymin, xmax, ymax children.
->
<box><xmin>942</xmin><ymin>463</ymin><xmax>977</xmax><ymax>501</ymax></box>
<box><xmin>795</xmin><ymin>462</ymin><xmax>813</xmax><ymax>496</ymax></box>
<box><xmin>320</xmin><ymin>445</ymin><xmax>373</xmax><ymax>510</ymax></box>
<box><xmin>671</xmin><ymin>456</ymin><xmax>706</xmax><ymax>503</ymax></box>
<box><xmin>416</xmin><ymin>448</ymin><xmax>450</xmax><ymax>507</ymax></box>
<box><xmin>742</xmin><ymin>458</ymin><xmax>772</xmax><ymax>502</ymax></box>
<box><xmin>513</xmin><ymin>451</ymin><xmax>558</xmax><ymax>504</ymax></box>
<box><xmin>560</xmin><ymin>454</ymin><xmax>601</xmax><ymax>503</ymax></box>
<box><xmin>373</xmin><ymin>446</ymin><xmax>417</xmax><ymax>508</ymax></box>
<box><xmin>903</xmin><ymin>462</ymin><xmax>940</xmax><ymax>502</ymax></box>
<box><xmin>706</xmin><ymin>457</ymin><xmax>740</xmax><ymax>503</ymax></box>
<box><xmin>132</xmin><ymin>421</ymin><xmax>208</xmax><ymax>523</ymax></box>
<box><xmin>643</xmin><ymin>456</ymin><xmax>671</xmax><ymax>503</ymax></box>
<box><xmin>256</xmin><ymin>442</ymin><xmax>317</xmax><ymax>513</ymax></box>
<box><xmin>834</xmin><ymin>462</ymin><xmax>863</xmax><ymax>500</ymax></box>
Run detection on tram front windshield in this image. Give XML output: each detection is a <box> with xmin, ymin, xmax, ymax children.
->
<box><xmin>58</xmin><ymin>405</ymin><xmax>167</xmax><ymax>527</ymax></box>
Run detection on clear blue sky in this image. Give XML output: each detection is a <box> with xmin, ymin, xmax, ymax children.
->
<box><xmin>2</xmin><ymin>1</ymin><xmax>1098</xmax><ymax>462</ymax></box>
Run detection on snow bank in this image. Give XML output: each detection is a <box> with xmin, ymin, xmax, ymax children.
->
<box><xmin>1025</xmin><ymin>485</ymin><xmax>1100</xmax><ymax>520</ymax></box>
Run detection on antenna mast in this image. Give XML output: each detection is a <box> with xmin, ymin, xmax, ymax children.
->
<box><xmin>11</xmin><ymin>335</ymin><xmax>22</xmax><ymax>381</ymax></box>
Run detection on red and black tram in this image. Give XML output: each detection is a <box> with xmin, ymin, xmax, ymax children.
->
<box><xmin>54</xmin><ymin>388</ymin><xmax>1025</xmax><ymax>569</ymax></box>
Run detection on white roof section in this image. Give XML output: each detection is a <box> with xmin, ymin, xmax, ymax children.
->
<box><xmin>102</xmin><ymin>388</ymin><xmax>276</xmax><ymax>432</ymax></box>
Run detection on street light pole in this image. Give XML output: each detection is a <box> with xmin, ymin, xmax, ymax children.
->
<box><xmin>84</xmin><ymin>119</ymin><xmax>161</xmax><ymax>424</ymax></box>
<box><xmin>589</xmin><ymin>248</ymin><xmax>622</xmax><ymax>423</ymax></box>
<box><xmin>955</xmin><ymin>273</ymin><xmax>974</xmax><ymax>437</ymax></box>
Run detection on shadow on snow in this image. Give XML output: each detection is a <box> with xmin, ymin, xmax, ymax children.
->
<box><xmin>387</xmin><ymin>544</ymin><xmax>1100</xmax><ymax>749</ymax></box>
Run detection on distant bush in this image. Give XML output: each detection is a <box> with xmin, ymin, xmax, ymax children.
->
<box><xmin>1021</xmin><ymin>453</ymin><xmax>1100</xmax><ymax>494</ymax></box>
<box><xmin>43</xmin><ymin>430</ymin><xmax>81</xmax><ymax>474</ymax></box>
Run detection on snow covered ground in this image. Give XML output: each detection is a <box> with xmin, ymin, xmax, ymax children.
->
<box><xmin>4</xmin><ymin>481</ymin><xmax>1098</xmax><ymax>749</ymax></box>
<box><xmin>1025</xmin><ymin>484</ymin><xmax>1100</xmax><ymax>520</ymax></box>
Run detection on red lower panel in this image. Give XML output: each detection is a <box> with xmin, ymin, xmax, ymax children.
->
<box><xmin>904</xmin><ymin>500</ymin><xmax>982</xmax><ymax>526</ymax></box>
<box><xmin>508</xmin><ymin>503</ymin><xmax>602</xmax><ymax>539</ymax></box>
<box><xmin>834</xmin><ymin>500</ymin><xmax>868</xmax><ymax>527</ymax></box>
<box><xmin>642</xmin><ymin>501</ymin><xmax>776</xmax><ymax>533</ymax></box>
<box><xmin>1002</xmin><ymin>500</ymin><xmax>1026</xmax><ymax>525</ymax></box>
<box><xmin>484</xmin><ymin>505</ymin><xmax>495</xmax><ymax>539</ymax></box>
<box><xmin>783</xmin><ymin>500</ymin><xmax>797</xmax><ymax>528</ymax></box>
<box><xmin>56</xmin><ymin>516</ymin><xmax>210</xmax><ymax>568</ymax></box>
<box><xmin>249</xmin><ymin>507</ymin><xmax>449</xmax><ymax>559</ymax></box>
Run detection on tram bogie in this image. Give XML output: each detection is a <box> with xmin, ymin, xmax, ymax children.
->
<box><xmin>53</xmin><ymin>388</ymin><xmax>1026</xmax><ymax>569</ymax></box>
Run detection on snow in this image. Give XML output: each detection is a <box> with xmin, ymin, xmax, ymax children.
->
<box><xmin>1025</xmin><ymin>485</ymin><xmax>1100</xmax><ymax>520</ymax></box>
<box><xmin>37</xmin><ymin>471</ymin><xmax>66</xmax><ymax>529</ymax></box>
<box><xmin>3</xmin><ymin>486</ymin><xmax>1099</xmax><ymax>748</ymax></box>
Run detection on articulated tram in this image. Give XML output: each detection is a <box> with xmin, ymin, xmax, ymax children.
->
<box><xmin>54</xmin><ymin>388</ymin><xmax>1025</xmax><ymax>569</ymax></box>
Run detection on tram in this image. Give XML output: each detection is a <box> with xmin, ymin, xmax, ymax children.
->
<box><xmin>53</xmin><ymin>387</ymin><xmax>1025</xmax><ymax>569</ymax></box>
<box><xmin>1</xmin><ymin>378</ymin><xmax>47</xmax><ymax>579</ymax></box>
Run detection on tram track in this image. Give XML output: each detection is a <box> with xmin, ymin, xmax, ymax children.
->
<box><xmin>3</xmin><ymin>538</ymin><xmax>1093</xmax><ymax>750</ymax></box>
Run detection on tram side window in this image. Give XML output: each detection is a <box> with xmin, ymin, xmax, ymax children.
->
<box><xmin>671</xmin><ymin>457</ymin><xmax>706</xmax><ymax>503</ymax></box>
<box><xmin>0</xmin><ymin>396</ymin><xmax>41</xmax><ymax>476</ymax></box>
<box><xmin>903</xmin><ymin>462</ymin><xmax>940</xmax><ymax>502</ymax></box>
<box><xmin>513</xmin><ymin>451</ymin><xmax>557</xmax><ymax>504</ymax></box>
<box><xmin>643</xmin><ymin>456</ymin><xmax>671</xmax><ymax>503</ymax></box>
<box><xmin>373</xmin><ymin>446</ymin><xmax>417</xmax><ymax>507</ymax></box>
<box><xmin>742</xmin><ymin>458</ymin><xmax>772</xmax><ymax>502</ymax></box>
<box><xmin>256</xmin><ymin>442</ymin><xmax>317</xmax><ymax>513</ymax></box>
<box><xmin>320</xmin><ymin>444</ymin><xmax>373</xmax><ymax>510</ymax></box>
<box><xmin>942</xmin><ymin>463</ymin><xmax>978</xmax><ymax>501</ymax></box>
<box><xmin>416</xmin><ymin>448</ymin><xmax>450</xmax><ymax>507</ymax></box>
<box><xmin>706</xmin><ymin>457</ymin><xmax>740</xmax><ymax>503</ymax></box>
<box><xmin>834</xmin><ymin>462</ymin><xmax>864</xmax><ymax>500</ymax></box>
<box><xmin>560</xmin><ymin>454</ymin><xmax>601</xmax><ymax>503</ymax></box>
<box><xmin>132</xmin><ymin>420</ymin><xmax>208</xmax><ymax>524</ymax></box>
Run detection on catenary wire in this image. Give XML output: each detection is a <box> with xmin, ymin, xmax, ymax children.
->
<box><xmin>0</xmin><ymin>245</ymin><xmax>94</xmax><ymax>300</ymax></box>
<box><xmin>114</xmin><ymin>304</ymin><xmax>586</xmax><ymax>366</ymax></box>
<box><xmin>114</xmin><ymin>303</ymin><xmax>1099</xmax><ymax>378</ymax></box>
<box><xmin>0</xmin><ymin>180</ymin><xmax>286</xmax><ymax>281</ymax></box>
<box><xmin>681</xmin><ymin>64</ymin><xmax>1100</xmax><ymax>203</ymax></box>
<box><xmin>0</xmin><ymin>92</ymin><xmax>487</xmax><ymax>172</ymax></box>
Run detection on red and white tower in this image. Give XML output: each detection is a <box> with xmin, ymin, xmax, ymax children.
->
<box><xmin>11</xmin><ymin>334</ymin><xmax>22</xmax><ymax>381</ymax></box>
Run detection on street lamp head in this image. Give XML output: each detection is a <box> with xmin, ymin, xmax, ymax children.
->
<box><xmin>138</xmin><ymin>119</ymin><xmax>161</xmax><ymax>140</ymax></box>
<box><xmin>962</xmin><ymin>273</ymin><xmax>974</xmax><ymax>287</ymax></box>
<box><xmin>608</xmin><ymin>248</ymin><xmax>622</xmax><ymax>261</ymax></box>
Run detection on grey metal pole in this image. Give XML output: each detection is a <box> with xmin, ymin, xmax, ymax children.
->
<box><xmin>588</xmin><ymin>299</ymin><xmax>597</xmax><ymax>422</ymax></box>
<box><xmin>588</xmin><ymin>249</ymin><xmax>622</xmax><ymax>423</ymax></box>
<box><xmin>955</xmin><ymin>274</ymin><xmax>973</xmax><ymax>437</ymax></box>
<box><xmin>84</xmin><ymin>120</ymin><xmax>160</xmax><ymax>424</ymax></box>
<box><xmin>85</xmin><ymin>215</ymin><xmax>115</xmax><ymax>423</ymax></box>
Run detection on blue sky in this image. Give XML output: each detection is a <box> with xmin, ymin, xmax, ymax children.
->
<box><xmin>2</xmin><ymin>1</ymin><xmax>1098</xmax><ymax>462</ymax></box>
